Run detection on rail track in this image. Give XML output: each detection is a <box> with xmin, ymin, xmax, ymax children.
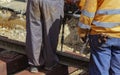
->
<box><xmin>0</xmin><ymin>35</ymin><xmax>89</xmax><ymax>75</ymax></box>
<box><xmin>0</xmin><ymin>3</ymin><xmax>89</xmax><ymax>68</ymax></box>
<box><xmin>0</xmin><ymin>35</ymin><xmax>89</xmax><ymax>68</ymax></box>
<box><xmin>0</xmin><ymin>1</ymin><xmax>89</xmax><ymax>74</ymax></box>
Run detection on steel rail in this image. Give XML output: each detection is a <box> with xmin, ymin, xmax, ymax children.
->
<box><xmin>0</xmin><ymin>35</ymin><xmax>89</xmax><ymax>68</ymax></box>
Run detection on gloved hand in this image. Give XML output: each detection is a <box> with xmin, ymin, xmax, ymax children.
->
<box><xmin>78</xmin><ymin>27</ymin><xmax>89</xmax><ymax>43</ymax></box>
<box><xmin>98</xmin><ymin>33</ymin><xmax>109</xmax><ymax>43</ymax></box>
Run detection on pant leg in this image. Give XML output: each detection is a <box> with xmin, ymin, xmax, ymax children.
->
<box><xmin>89</xmin><ymin>35</ymin><xmax>111</xmax><ymax>75</ymax></box>
<box><xmin>26</xmin><ymin>0</ymin><xmax>44</xmax><ymax>66</ymax></box>
<box><xmin>110</xmin><ymin>38</ymin><xmax>120</xmax><ymax>75</ymax></box>
<box><xmin>40</xmin><ymin>0</ymin><xmax>64</xmax><ymax>67</ymax></box>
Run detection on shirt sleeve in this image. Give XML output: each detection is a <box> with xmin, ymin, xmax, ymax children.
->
<box><xmin>78</xmin><ymin>0</ymin><xmax>85</xmax><ymax>10</ymax></box>
<box><xmin>78</xmin><ymin>0</ymin><xmax>97</xmax><ymax>35</ymax></box>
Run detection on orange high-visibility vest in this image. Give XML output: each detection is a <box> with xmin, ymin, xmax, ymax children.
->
<box><xmin>78</xmin><ymin>0</ymin><xmax>120</xmax><ymax>38</ymax></box>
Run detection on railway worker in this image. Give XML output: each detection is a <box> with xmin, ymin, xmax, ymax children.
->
<box><xmin>77</xmin><ymin>0</ymin><xmax>120</xmax><ymax>75</ymax></box>
<box><xmin>26</xmin><ymin>0</ymin><xmax>64</xmax><ymax>73</ymax></box>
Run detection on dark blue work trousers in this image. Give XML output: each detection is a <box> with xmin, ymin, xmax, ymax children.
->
<box><xmin>89</xmin><ymin>35</ymin><xmax>120</xmax><ymax>75</ymax></box>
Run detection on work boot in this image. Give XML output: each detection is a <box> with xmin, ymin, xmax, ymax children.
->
<box><xmin>29</xmin><ymin>66</ymin><xmax>39</xmax><ymax>73</ymax></box>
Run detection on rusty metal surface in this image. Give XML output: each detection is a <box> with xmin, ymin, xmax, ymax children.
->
<box><xmin>0</xmin><ymin>49</ymin><xmax>28</xmax><ymax>74</ymax></box>
<box><xmin>15</xmin><ymin>64</ymin><xmax>68</xmax><ymax>75</ymax></box>
<box><xmin>0</xmin><ymin>60</ymin><xmax>7</xmax><ymax>75</ymax></box>
<box><xmin>68</xmin><ymin>67</ymin><xmax>78</xmax><ymax>74</ymax></box>
<box><xmin>15</xmin><ymin>70</ymin><xmax>46</xmax><ymax>75</ymax></box>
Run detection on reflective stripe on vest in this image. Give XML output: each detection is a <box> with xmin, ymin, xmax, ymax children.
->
<box><xmin>78</xmin><ymin>21</ymin><xmax>91</xmax><ymax>29</ymax></box>
<box><xmin>81</xmin><ymin>9</ymin><xmax>120</xmax><ymax>28</ymax></box>
<box><xmin>81</xmin><ymin>10</ymin><xmax>95</xmax><ymax>18</ymax></box>
<box><xmin>96</xmin><ymin>9</ymin><xmax>120</xmax><ymax>15</ymax></box>
<box><xmin>92</xmin><ymin>21</ymin><xmax>120</xmax><ymax>28</ymax></box>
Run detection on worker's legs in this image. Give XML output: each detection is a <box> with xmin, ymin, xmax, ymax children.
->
<box><xmin>26</xmin><ymin>0</ymin><xmax>44</xmax><ymax>66</ymax></box>
<box><xmin>26</xmin><ymin>0</ymin><xmax>64</xmax><ymax>69</ymax></box>
<box><xmin>110</xmin><ymin>38</ymin><xmax>120</xmax><ymax>75</ymax></box>
<box><xmin>89</xmin><ymin>35</ymin><xmax>111</xmax><ymax>75</ymax></box>
<box><xmin>40</xmin><ymin>0</ymin><xmax>64</xmax><ymax>68</ymax></box>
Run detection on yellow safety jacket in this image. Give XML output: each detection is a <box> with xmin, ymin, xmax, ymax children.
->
<box><xmin>78</xmin><ymin>0</ymin><xmax>85</xmax><ymax>10</ymax></box>
<box><xmin>78</xmin><ymin>0</ymin><xmax>120</xmax><ymax>38</ymax></box>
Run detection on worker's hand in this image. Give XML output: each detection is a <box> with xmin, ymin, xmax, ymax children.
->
<box><xmin>98</xmin><ymin>33</ymin><xmax>109</xmax><ymax>43</ymax></box>
<box><xmin>78</xmin><ymin>27</ymin><xmax>89</xmax><ymax>43</ymax></box>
